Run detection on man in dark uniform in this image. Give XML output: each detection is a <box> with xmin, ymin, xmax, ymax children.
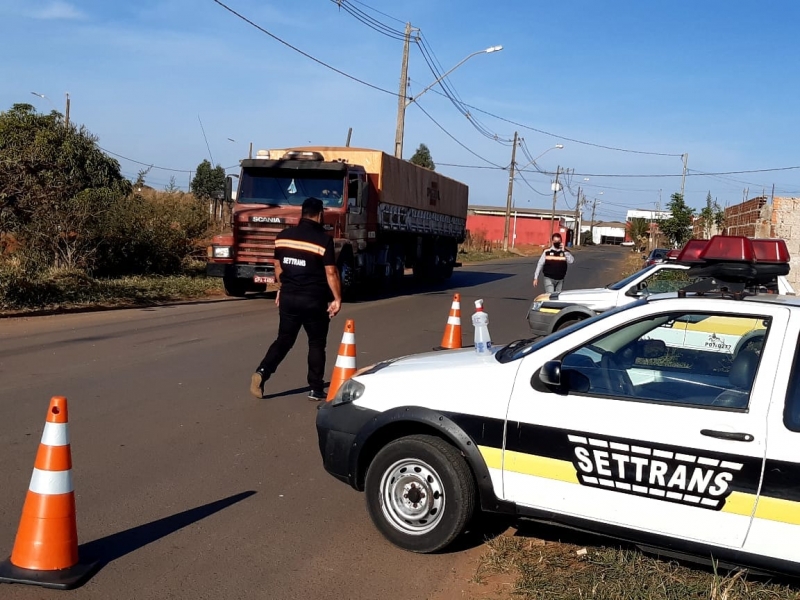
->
<box><xmin>250</xmin><ymin>197</ymin><xmax>342</xmax><ymax>401</ymax></box>
<box><xmin>533</xmin><ymin>232</ymin><xmax>574</xmax><ymax>293</ymax></box>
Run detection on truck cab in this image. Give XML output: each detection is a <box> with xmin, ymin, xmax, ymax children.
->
<box><xmin>206</xmin><ymin>150</ymin><xmax>370</xmax><ymax>297</ymax></box>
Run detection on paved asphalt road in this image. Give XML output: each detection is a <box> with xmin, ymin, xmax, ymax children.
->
<box><xmin>0</xmin><ymin>246</ymin><xmax>626</xmax><ymax>600</ymax></box>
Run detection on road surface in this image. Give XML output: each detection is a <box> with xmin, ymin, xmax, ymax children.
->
<box><xmin>0</xmin><ymin>246</ymin><xmax>626</xmax><ymax>599</ymax></box>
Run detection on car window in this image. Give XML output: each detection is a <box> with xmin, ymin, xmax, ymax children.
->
<box><xmin>607</xmin><ymin>265</ymin><xmax>658</xmax><ymax>291</ymax></box>
<box><xmin>642</xmin><ymin>269</ymin><xmax>695</xmax><ymax>294</ymax></box>
<box><xmin>560</xmin><ymin>311</ymin><xmax>770</xmax><ymax>410</ymax></box>
<box><xmin>783</xmin><ymin>337</ymin><xmax>800</xmax><ymax>431</ymax></box>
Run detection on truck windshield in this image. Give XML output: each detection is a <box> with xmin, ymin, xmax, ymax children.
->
<box><xmin>238</xmin><ymin>168</ymin><xmax>345</xmax><ymax>208</ymax></box>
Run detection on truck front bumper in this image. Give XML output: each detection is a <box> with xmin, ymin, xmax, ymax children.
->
<box><xmin>206</xmin><ymin>263</ymin><xmax>275</xmax><ymax>279</ymax></box>
<box><xmin>527</xmin><ymin>306</ymin><xmax>559</xmax><ymax>335</ymax></box>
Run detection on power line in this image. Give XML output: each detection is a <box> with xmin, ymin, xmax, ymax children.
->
<box><xmin>212</xmin><ymin>0</ymin><xmax>398</xmax><ymax>97</ymax></box>
<box><xmin>413</xmin><ymin>103</ymin><xmax>504</xmax><ymax>168</ymax></box>
<box><xmin>346</xmin><ymin>0</ymin><xmax>406</xmax><ymax>25</ymax></box>
<box><xmin>100</xmin><ymin>146</ymin><xmax>238</xmax><ymax>173</ymax></box>
<box><xmin>515</xmin><ymin>170</ymin><xmax>549</xmax><ymax>196</ymax></box>
<box><xmin>331</xmin><ymin>1</ymin><xmax>408</xmax><ymax>40</ymax></box>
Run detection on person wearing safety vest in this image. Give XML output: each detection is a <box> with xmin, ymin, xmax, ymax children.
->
<box><xmin>533</xmin><ymin>233</ymin><xmax>574</xmax><ymax>293</ymax></box>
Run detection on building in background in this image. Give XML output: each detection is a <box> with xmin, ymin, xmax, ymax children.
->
<box><xmin>466</xmin><ymin>205</ymin><xmax>576</xmax><ymax>247</ymax></box>
<box><xmin>591</xmin><ymin>221</ymin><xmax>627</xmax><ymax>245</ymax></box>
<box><xmin>625</xmin><ymin>208</ymin><xmax>671</xmax><ymax>248</ymax></box>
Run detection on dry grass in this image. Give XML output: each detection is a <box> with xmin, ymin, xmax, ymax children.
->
<box><xmin>472</xmin><ymin>532</ymin><xmax>800</xmax><ymax>600</ymax></box>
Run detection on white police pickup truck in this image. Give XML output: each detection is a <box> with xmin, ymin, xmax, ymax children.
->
<box><xmin>316</xmin><ymin>236</ymin><xmax>800</xmax><ymax>576</ymax></box>
<box><xmin>527</xmin><ymin>251</ymin><xmax>795</xmax><ymax>337</ymax></box>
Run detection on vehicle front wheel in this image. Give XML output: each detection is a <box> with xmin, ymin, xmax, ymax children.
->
<box><xmin>556</xmin><ymin>317</ymin><xmax>584</xmax><ymax>331</ymax></box>
<box><xmin>364</xmin><ymin>434</ymin><xmax>476</xmax><ymax>553</ymax></box>
<box><xmin>223</xmin><ymin>275</ymin><xmax>248</xmax><ymax>297</ymax></box>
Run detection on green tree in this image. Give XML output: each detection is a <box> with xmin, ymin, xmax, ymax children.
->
<box><xmin>627</xmin><ymin>217</ymin><xmax>650</xmax><ymax>251</ymax></box>
<box><xmin>698</xmin><ymin>191</ymin><xmax>725</xmax><ymax>238</ymax></box>
<box><xmin>164</xmin><ymin>176</ymin><xmax>180</xmax><ymax>194</ymax></box>
<box><xmin>190</xmin><ymin>159</ymin><xmax>226</xmax><ymax>200</ymax></box>
<box><xmin>0</xmin><ymin>103</ymin><xmax>131</xmax><ymax>271</ymax></box>
<box><xmin>658</xmin><ymin>192</ymin><xmax>695</xmax><ymax>248</ymax></box>
<box><xmin>409</xmin><ymin>143</ymin><xmax>435</xmax><ymax>170</ymax></box>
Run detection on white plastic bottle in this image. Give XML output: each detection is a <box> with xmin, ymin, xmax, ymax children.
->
<box><xmin>472</xmin><ymin>299</ymin><xmax>492</xmax><ymax>355</ymax></box>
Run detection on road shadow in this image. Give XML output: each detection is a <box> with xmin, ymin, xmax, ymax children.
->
<box><xmin>77</xmin><ymin>491</ymin><xmax>256</xmax><ymax>583</ymax></box>
<box><xmin>262</xmin><ymin>383</ymin><xmax>331</xmax><ymax>400</ymax></box>
<box><xmin>438</xmin><ymin>513</ymin><xmax>515</xmax><ymax>554</ymax></box>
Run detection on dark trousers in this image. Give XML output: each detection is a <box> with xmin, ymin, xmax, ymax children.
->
<box><xmin>257</xmin><ymin>294</ymin><xmax>331</xmax><ymax>392</ymax></box>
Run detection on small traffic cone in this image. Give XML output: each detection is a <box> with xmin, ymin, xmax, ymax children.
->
<box><xmin>434</xmin><ymin>293</ymin><xmax>462</xmax><ymax>350</ymax></box>
<box><xmin>0</xmin><ymin>397</ymin><xmax>98</xmax><ymax>590</ymax></box>
<box><xmin>327</xmin><ymin>320</ymin><xmax>357</xmax><ymax>402</ymax></box>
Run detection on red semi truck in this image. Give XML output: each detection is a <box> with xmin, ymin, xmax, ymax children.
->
<box><xmin>206</xmin><ymin>147</ymin><xmax>469</xmax><ymax>297</ymax></box>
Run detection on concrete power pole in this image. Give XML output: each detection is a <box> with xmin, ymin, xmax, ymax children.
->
<box><xmin>589</xmin><ymin>198</ymin><xmax>599</xmax><ymax>244</ymax></box>
<box><xmin>502</xmin><ymin>131</ymin><xmax>519</xmax><ymax>252</ymax></box>
<box><xmin>64</xmin><ymin>92</ymin><xmax>70</xmax><ymax>128</ymax></box>
<box><xmin>393</xmin><ymin>22</ymin><xmax>413</xmax><ymax>159</ymax></box>
<box><xmin>573</xmin><ymin>187</ymin><xmax>582</xmax><ymax>246</ymax></box>
<box><xmin>680</xmin><ymin>153</ymin><xmax>688</xmax><ymax>200</ymax></box>
<box><xmin>549</xmin><ymin>165</ymin><xmax>562</xmax><ymax>236</ymax></box>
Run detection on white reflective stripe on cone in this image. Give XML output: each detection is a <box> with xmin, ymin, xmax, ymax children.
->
<box><xmin>341</xmin><ymin>333</ymin><xmax>356</xmax><ymax>345</ymax></box>
<box><xmin>29</xmin><ymin>468</ymin><xmax>74</xmax><ymax>495</ymax></box>
<box><xmin>40</xmin><ymin>422</ymin><xmax>70</xmax><ymax>447</ymax></box>
<box><xmin>451</xmin><ymin>302</ymin><xmax>460</xmax><ymax>310</ymax></box>
<box><xmin>447</xmin><ymin>317</ymin><xmax>461</xmax><ymax>325</ymax></box>
<box><xmin>335</xmin><ymin>356</ymin><xmax>357</xmax><ymax>369</ymax></box>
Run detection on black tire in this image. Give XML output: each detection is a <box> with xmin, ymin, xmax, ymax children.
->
<box><xmin>556</xmin><ymin>317</ymin><xmax>583</xmax><ymax>331</ymax></box>
<box><xmin>364</xmin><ymin>434</ymin><xmax>476</xmax><ymax>553</ymax></box>
<box><xmin>338</xmin><ymin>246</ymin><xmax>357</xmax><ymax>301</ymax></box>
<box><xmin>223</xmin><ymin>275</ymin><xmax>248</xmax><ymax>297</ymax></box>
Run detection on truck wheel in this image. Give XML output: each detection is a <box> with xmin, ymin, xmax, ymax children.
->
<box><xmin>364</xmin><ymin>434</ymin><xmax>476</xmax><ymax>553</ymax></box>
<box><xmin>556</xmin><ymin>316</ymin><xmax>584</xmax><ymax>331</ymax></box>
<box><xmin>223</xmin><ymin>275</ymin><xmax>248</xmax><ymax>298</ymax></box>
<box><xmin>338</xmin><ymin>247</ymin><xmax>357</xmax><ymax>301</ymax></box>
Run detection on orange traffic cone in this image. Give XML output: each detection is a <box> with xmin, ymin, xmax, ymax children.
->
<box><xmin>434</xmin><ymin>293</ymin><xmax>462</xmax><ymax>350</ymax></box>
<box><xmin>0</xmin><ymin>397</ymin><xmax>98</xmax><ymax>590</ymax></box>
<box><xmin>327</xmin><ymin>320</ymin><xmax>357</xmax><ymax>402</ymax></box>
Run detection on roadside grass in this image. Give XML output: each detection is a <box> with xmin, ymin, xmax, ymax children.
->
<box><xmin>0</xmin><ymin>261</ymin><xmax>223</xmax><ymax>313</ymax></box>
<box><xmin>622</xmin><ymin>249</ymin><xmax>647</xmax><ymax>277</ymax></box>
<box><xmin>472</xmin><ymin>529</ymin><xmax>800</xmax><ymax>600</ymax></box>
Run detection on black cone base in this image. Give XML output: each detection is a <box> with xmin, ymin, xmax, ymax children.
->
<box><xmin>0</xmin><ymin>556</ymin><xmax>100</xmax><ymax>590</ymax></box>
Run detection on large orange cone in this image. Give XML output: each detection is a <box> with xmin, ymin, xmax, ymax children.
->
<box><xmin>327</xmin><ymin>320</ymin><xmax>357</xmax><ymax>402</ymax></box>
<box><xmin>434</xmin><ymin>293</ymin><xmax>462</xmax><ymax>350</ymax></box>
<box><xmin>0</xmin><ymin>397</ymin><xmax>98</xmax><ymax>590</ymax></box>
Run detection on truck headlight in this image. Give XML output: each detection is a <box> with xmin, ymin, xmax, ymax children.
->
<box><xmin>213</xmin><ymin>246</ymin><xmax>232</xmax><ymax>258</ymax></box>
<box><xmin>332</xmin><ymin>379</ymin><xmax>365</xmax><ymax>406</ymax></box>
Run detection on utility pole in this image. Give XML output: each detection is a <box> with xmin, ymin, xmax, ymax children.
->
<box><xmin>680</xmin><ymin>153</ymin><xmax>688</xmax><ymax>200</ymax></box>
<box><xmin>393</xmin><ymin>22</ymin><xmax>413</xmax><ymax>159</ymax></box>
<box><xmin>346</xmin><ymin>127</ymin><xmax>353</xmax><ymax>147</ymax></box>
<box><xmin>502</xmin><ymin>131</ymin><xmax>519</xmax><ymax>252</ymax></box>
<box><xmin>549</xmin><ymin>165</ymin><xmax>562</xmax><ymax>236</ymax></box>
<box><xmin>589</xmin><ymin>198</ymin><xmax>599</xmax><ymax>244</ymax></box>
<box><xmin>573</xmin><ymin>187</ymin><xmax>582</xmax><ymax>246</ymax></box>
<box><xmin>64</xmin><ymin>92</ymin><xmax>70</xmax><ymax>128</ymax></box>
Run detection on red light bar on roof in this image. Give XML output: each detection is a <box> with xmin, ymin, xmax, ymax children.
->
<box><xmin>675</xmin><ymin>239</ymin><xmax>709</xmax><ymax>263</ymax></box>
<box><xmin>700</xmin><ymin>236</ymin><xmax>756</xmax><ymax>262</ymax></box>
<box><xmin>665</xmin><ymin>249</ymin><xmax>680</xmax><ymax>261</ymax></box>
<box><xmin>751</xmin><ymin>239</ymin><xmax>790</xmax><ymax>263</ymax></box>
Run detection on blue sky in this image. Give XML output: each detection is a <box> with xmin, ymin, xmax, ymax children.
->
<box><xmin>2</xmin><ymin>0</ymin><xmax>799</xmax><ymax>223</ymax></box>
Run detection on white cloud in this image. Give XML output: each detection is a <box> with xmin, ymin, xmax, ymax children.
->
<box><xmin>29</xmin><ymin>1</ymin><xmax>86</xmax><ymax>21</ymax></box>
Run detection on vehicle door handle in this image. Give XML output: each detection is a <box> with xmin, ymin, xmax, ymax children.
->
<box><xmin>700</xmin><ymin>429</ymin><xmax>754</xmax><ymax>443</ymax></box>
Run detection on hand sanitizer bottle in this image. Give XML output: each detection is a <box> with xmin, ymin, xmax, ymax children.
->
<box><xmin>472</xmin><ymin>299</ymin><xmax>492</xmax><ymax>355</ymax></box>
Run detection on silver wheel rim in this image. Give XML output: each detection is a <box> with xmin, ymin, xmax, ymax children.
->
<box><xmin>379</xmin><ymin>458</ymin><xmax>445</xmax><ymax>535</ymax></box>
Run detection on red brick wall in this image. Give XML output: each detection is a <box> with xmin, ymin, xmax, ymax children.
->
<box><xmin>723</xmin><ymin>197</ymin><xmax>768</xmax><ymax>238</ymax></box>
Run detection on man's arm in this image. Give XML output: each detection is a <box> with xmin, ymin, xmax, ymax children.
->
<box><xmin>325</xmin><ymin>266</ymin><xmax>342</xmax><ymax>317</ymax></box>
<box><xmin>273</xmin><ymin>258</ymin><xmax>283</xmax><ymax>306</ymax></box>
<box><xmin>533</xmin><ymin>251</ymin><xmax>547</xmax><ymax>281</ymax></box>
<box><xmin>565</xmin><ymin>250</ymin><xmax>575</xmax><ymax>264</ymax></box>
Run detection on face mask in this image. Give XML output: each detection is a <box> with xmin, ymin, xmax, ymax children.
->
<box><xmin>553</xmin><ymin>241</ymin><xmax>562</xmax><ymax>249</ymax></box>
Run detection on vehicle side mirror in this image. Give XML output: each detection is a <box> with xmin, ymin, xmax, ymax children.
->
<box><xmin>638</xmin><ymin>339</ymin><xmax>667</xmax><ymax>359</ymax></box>
<box><xmin>224</xmin><ymin>176</ymin><xmax>233</xmax><ymax>204</ymax></box>
<box><xmin>626</xmin><ymin>285</ymin><xmax>645</xmax><ymax>298</ymax></box>
<box><xmin>539</xmin><ymin>360</ymin><xmax>562</xmax><ymax>386</ymax></box>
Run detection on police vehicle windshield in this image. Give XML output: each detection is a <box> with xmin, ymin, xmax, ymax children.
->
<box><xmin>606</xmin><ymin>264</ymin><xmax>659</xmax><ymax>290</ymax></box>
<box><xmin>238</xmin><ymin>168</ymin><xmax>345</xmax><ymax>208</ymax></box>
<box><xmin>497</xmin><ymin>300</ymin><xmax>647</xmax><ymax>364</ymax></box>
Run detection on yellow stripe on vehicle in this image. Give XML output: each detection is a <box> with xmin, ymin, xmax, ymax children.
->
<box><xmin>477</xmin><ymin>446</ymin><xmax>800</xmax><ymax>526</ymax></box>
<box><xmin>682</xmin><ymin>317</ymin><xmax>764</xmax><ymax>336</ymax></box>
<box><xmin>538</xmin><ymin>308</ymin><xmax>561</xmax><ymax>314</ymax></box>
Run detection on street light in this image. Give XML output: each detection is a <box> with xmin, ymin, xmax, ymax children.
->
<box><xmin>517</xmin><ymin>144</ymin><xmax>564</xmax><ymax>171</ymax></box>
<box><xmin>394</xmin><ymin>45</ymin><xmax>503</xmax><ymax>158</ymax></box>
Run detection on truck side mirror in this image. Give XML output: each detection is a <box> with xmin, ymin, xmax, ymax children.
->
<box><xmin>224</xmin><ymin>176</ymin><xmax>233</xmax><ymax>204</ymax></box>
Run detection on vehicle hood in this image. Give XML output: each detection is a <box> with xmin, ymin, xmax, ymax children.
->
<box><xmin>549</xmin><ymin>287</ymin><xmax>620</xmax><ymax>311</ymax></box>
<box><xmin>352</xmin><ymin>347</ymin><xmax>521</xmax><ymax>414</ymax></box>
